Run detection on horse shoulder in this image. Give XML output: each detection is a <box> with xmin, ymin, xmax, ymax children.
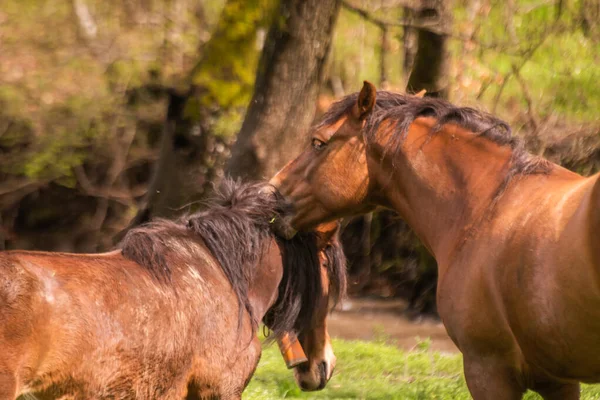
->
<box><xmin>546</xmin><ymin>172</ymin><xmax>600</xmax><ymax>270</ymax></box>
<box><xmin>587</xmin><ymin>172</ymin><xmax>600</xmax><ymax>233</ymax></box>
<box><xmin>489</xmin><ymin>173</ymin><xmax>600</xmax><ymax>380</ymax></box>
<box><xmin>580</xmin><ymin>172</ymin><xmax>600</xmax><ymax>281</ymax></box>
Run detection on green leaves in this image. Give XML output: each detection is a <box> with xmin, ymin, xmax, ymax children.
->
<box><xmin>189</xmin><ymin>0</ymin><xmax>279</xmax><ymax>110</ymax></box>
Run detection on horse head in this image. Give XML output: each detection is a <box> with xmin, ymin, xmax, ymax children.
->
<box><xmin>269</xmin><ymin>82</ymin><xmax>379</xmax><ymax>233</ymax></box>
<box><xmin>292</xmin><ymin>221</ymin><xmax>345</xmax><ymax>391</ymax></box>
<box><xmin>268</xmin><ymin>220</ymin><xmax>346</xmax><ymax>391</ymax></box>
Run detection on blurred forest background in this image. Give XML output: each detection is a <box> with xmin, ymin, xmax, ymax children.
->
<box><xmin>1</xmin><ymin>0</ymin><xmax>599</xmax><ymax>316</ymax></box>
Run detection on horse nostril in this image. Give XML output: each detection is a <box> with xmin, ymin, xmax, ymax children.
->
<box><xmin>296</xmin><ymin>362</ymin><xmax>310</xmax><ymax>373</ymax></box>
<box><xmin>319</xmin><ymin>361</ymin><xmax>328</xmax><ymax>376</ymax></box>
<box><xmin>317</xmin><ymin>361</ymin><xmax>328</xmax><ymax>389</ymax></box>
<box><xmin>299</xmin><ymin>380</ymin><xmax>311</xmax><ymax>391</ymax></box>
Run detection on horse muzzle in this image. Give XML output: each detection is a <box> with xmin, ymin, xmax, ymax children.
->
<box><xmin>295</xmin><ymin>359</ymin><xmax>334</xmax><ymax>391</ymax></box>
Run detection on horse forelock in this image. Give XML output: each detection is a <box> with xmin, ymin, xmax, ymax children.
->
<box><xmin>322</xmin><ymin>236</ymin><xmax>347</xmax><ymax>310</ymax></box>
<box><xmin>316</xmin><ymin>91</ymin><xmax>552</xmax><ymax>195</ymax></box>
<box><xmin>265</xmin><ymin>230</ymin><xmax>347</xmax><ymax>340</ymax></box>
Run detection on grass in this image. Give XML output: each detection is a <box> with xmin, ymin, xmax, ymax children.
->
<box><xmin>245</xmin><ymin>337</ymin><xmax>600</xmax><ymax>399</ymax></box>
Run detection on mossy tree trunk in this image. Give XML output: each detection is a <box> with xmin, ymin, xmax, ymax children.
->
<box><xmin>226</xmin><ymin>0</ymin><xmax>342</xmax><ymax>180</ymax></box>
<box><xmin>121</xmin><ymin>0</ymin><xmax>278</xmax><ymax>233</ymax></box>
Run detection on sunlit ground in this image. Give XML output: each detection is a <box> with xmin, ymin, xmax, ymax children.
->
<box><xmin>245</xmin><ymin>338</ymin><xmax>600</xmax><ymax>400</ymax></box>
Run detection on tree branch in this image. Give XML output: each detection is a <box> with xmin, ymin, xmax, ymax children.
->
<box><xmin>342</xmin><ymin>1</ymin><xmax>437</xmax><ymax>31</ymax></box>
<box><xmin>342</xmin><ymin>0</ymin><xmax>563</xmax><ymax>60</ymax></box>
<box><xmin>74</xmin><ymin>166</ymin><xmax>145</xmax><ymax>206</ymax></box>
<box><xmin>492</xmin><ymin>29</ymin><xmax>552</xmax><ymax>113</ymax></box>
<box><xmin>0</xmin><ymin>179</ymin><xmax>50</xmax><ymax>211</ymax></box>
<box><xmin>73</xmin><ymin>0</ymin><xmax>98</xmax><ymax>39</ymax></box>
<box><xmin>0</xmin><ymin>179</ymin><xmax>41</xmax><ymax>196</ymax></box>
<box><xmin>511</xmin><ymin>64</ymin><xmax>539</xmax><ymax>131</ymax></box>
<box><xmin>380</xmin><ymin>26</ymin><xmax>389</xmax><ymax>88</ymax></box>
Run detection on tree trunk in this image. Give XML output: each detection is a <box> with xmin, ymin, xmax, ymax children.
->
<box><xmin>123</xmin><ymin>89</ymin><xmax>196</xmax><ymax>227</ymax></box>
<box><xmin>581</xmin><ymin>0</ymin><xmax>600</xmax><ymax>41</ymax></box>
<box><xmin>226</xmin><ymin>0</ymin><xmax>342</xmax><ymax>180</ymax></box>
<box><xmin>117</xmin><ymin>0</ymin><xmax>277</xmax><ymax>236</ymax></box>
<box><xmin>402</xmin><ymin>5</ymin><xmax>418</xmax><ymax>83</ymax></box>
<box><xmin>406</xmin><ymin>0</ymin><xmax>452</xmax><ymax>98</ymax></box>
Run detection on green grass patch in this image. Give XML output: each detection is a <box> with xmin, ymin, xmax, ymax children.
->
<box><xmin>245</xmin><ymin>338</ymin><xmax>600</xmax><ymax>399</ymax></box>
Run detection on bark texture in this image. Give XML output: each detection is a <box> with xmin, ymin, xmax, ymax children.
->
<box><xmin>581</xmin><ymin>0</ymin><xmax>600</xmax><ymax>41</ymax></box>
<box><xmin>226</xmin><ymin>0</ymin><xmax>342</xmax><ymax>180</ymax></box>
<box><xmin>406</xmin><ymin>0</ymin><xmax>452</xmax><ymax>97</ymax></box>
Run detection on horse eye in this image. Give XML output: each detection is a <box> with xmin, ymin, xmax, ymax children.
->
<box><xmin>311</xmin><ymin>138</ymin><xmax>326</xmax><ymax>151</ymax></box>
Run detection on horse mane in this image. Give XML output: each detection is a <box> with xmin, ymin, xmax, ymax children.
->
<box><xmin>119</xmin><ymin>179</ymin><xmax>346</xmax><ymax>337</ymax></box>
<box><xmin>318</xmin><ymin>91</ymin><xmax>553</xmax><ymax>197</ymax></box>
<box><xmin>322</xmin><ymin>236</ymin><xmax>347</xmax><ymax>309</ymax></box>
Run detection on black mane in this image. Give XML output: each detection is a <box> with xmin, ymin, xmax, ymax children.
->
<box><xmin>318</xmin><ymin>91</ymin><xmax>552</xmax><ymax>196</ymax></box>
<box><xmin>119</xmin><ymin>179</ymin><xmax>346</xmax><ymax>337</ymax></box>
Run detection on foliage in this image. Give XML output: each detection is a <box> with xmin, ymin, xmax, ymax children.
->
<box><xmin>0</xmin><ymin>0</ymin><xmax>223</xmax><ymax>249</ymax></box>
<box><xmin>469</xmin><ymin>0</ymin><xmax>600</xmax><ymax>122</ymax></box>
<box><xmin>331</xmin><ymin>1</ymin><xmax>600</xmax><ymax>124</ymax></box>
<box><xmin>3</xmin><ymin>0</ymin><xmax>598</xmax><ymax>186</ymax></box>
<box><xmin>189</xmin><ymin>0</ymin><xmax>278</xmax><ymax>110</ymax></box>
<box><xmin>0</xmin><ymin>0</ymin><xmax>222</xmax><ymax>175</ymax></box>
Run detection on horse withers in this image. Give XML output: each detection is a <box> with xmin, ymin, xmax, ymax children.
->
<box><xmin>271</xmin><ymin>81</ymin><xmax>600</xmax><ymax>399</ymax></box>
<box><xmin>0</xmin><ymin>180</ymin><xmax>346</xmax><ymax>399</ymax></box>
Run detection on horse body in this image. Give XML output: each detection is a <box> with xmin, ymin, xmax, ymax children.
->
<box><xmin>375</xmin><ymin>120</ymin><xmax>600</xmax><ymax>386</ymax></box>
<box><xmin>443</xmin><ymin>172</ymin><xmax>600</xmax><ymax>396</ymax></box>
<box><xmin>476</xmin><ymin>173</ymin><xmax>600</xmax><ymax>380</ymax></box>
<box><xmin>1</xmin><ymin>245</ymin><xmax>266</xmax><ymax>399</ymax></box>
<box><xmin>0</xmin><ymin>181</ymin><xmax>345</xmax><ymax>399</ymax></box>
<box><xmin>271</xmin><ymin>82</ymin><xmax>600</xmax><ymax>398</ymax></box>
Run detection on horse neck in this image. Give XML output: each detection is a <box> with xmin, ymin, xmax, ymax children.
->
<box><xmin>369</xmin><ymin>118</ymin><xmax>513</xmax><ymax>260</ymax></box>
<box><xmin>247</xmin><ymin>240</ymin><xmax>284</xmax><ymax>322</ymax></box>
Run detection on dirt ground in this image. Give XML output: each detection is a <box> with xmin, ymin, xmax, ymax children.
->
<box><xmin>328</xmin><ymin>297</ymin><xmax>458</xmax><ymax>353</ymax></box>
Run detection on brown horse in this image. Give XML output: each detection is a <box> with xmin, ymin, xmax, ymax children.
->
<box><xmin>271</xmin><ymin>81</ymin><xmax>600</xmax><ymax>399</ymax></box>
<box><xmin>0</xmin><ymin>180</ymin><xmax>345</xmax><ymax>399</ymax></box>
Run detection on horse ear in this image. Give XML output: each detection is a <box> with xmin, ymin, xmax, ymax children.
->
<box><xmin>355</xmin><ymin>81</ymin><xmax>376</xmax><ymax>120</ymax></box>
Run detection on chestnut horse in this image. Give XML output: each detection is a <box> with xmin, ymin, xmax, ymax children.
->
<box><xmin>271</xmin><ymin>81</ymin><xmax>600</xmax><ymax>399</ymax></box>
<box><xmin>0</xmin><ymin>180</ymin><xmax>345</xmax><ymax>399</ymax></box>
